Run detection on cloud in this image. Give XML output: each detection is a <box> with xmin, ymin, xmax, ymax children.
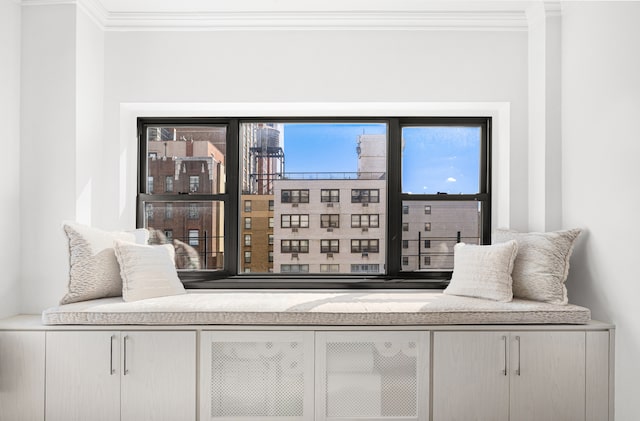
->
<box><xmin>447</xmin><ymin>177</ymin><xmax>457</xmax><ymax>182</ymax></box>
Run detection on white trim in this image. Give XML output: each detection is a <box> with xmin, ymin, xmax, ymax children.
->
<box><xmin>105</xmin><ymin>10</ymin><xmax>527</xmax><ymax>32</ymax></box>
<box><xmin>120</xmin><ymin>101</ymin><xmax>510</xmax><ymax>230</ymax></box>
<box><xmin>21</xmin><ymin>0</ymin><xmax>528</xmax><ymax>31</ymax></box>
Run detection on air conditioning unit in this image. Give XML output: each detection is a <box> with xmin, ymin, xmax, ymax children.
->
<box><xmin>292</xmin><ymin>203</ymin><xmax>299</xmax><ymax>207</ymax></box>
<box><xmin>292</xmin><ymin>228</ymin><xmax>298</xmax><ymax>232</ymax></box>
<box><xmin>291</xmin><ymin>253</ymin><xmax>299</xmax><ymax>259</ymax></box>
<box><xmin>326</xmin><ymin>253</ymin><xmax>334</xmax><ymax>258</ymax></box>
<box><xmin>362</xmin><ymin>203</ymin><xmax>368</xmax><ymax>207</ymax></box>
<box><xmin>362</xmin><ymin>227</ymin><xmax>369</xmax><ymax>232</ymax></box>
<box><xmin>326</xmin><ymin>228</ymin><xmax>333</xmax><ymax>232</ymax></box>
<box><xmin>362</xmin><ymin>252</ymin><xmax>369</xmax><ymax>258</ymax></box>
<box><xmin>326</xmin><ymin>203</ymin><xmax>334</xmax><ymax>207</ymax></box>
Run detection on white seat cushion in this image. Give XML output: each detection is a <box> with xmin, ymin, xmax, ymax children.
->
<box><xmin>42</xmin><ymin>290</ymin><xmax>591</xmax><ymax>326</ymax></box>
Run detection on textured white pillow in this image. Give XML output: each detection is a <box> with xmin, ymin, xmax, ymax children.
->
<box><xmin>61</xmin><ymin>222</ymin><xmax>147</xmax><ymax>304</ymax></box>
<box><xmin>444</xmin><ymin>240</ymin><xmax>518</xmax><ymax>302</ymax></box>
<box><xmin>494</xmin><ymin>228</ymin><xmax>581</xmax><ymax>305</ymax></box>
<box><xmin>114</xmin><ymin>240</ymin><xmax>186</xmax><ymax>302</ymax></box>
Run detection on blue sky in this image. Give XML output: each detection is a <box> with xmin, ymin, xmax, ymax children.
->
<box><xmin>281</xmin><ymin>123</ymin><xmax>480</xmax><ymax>193</ymax></box>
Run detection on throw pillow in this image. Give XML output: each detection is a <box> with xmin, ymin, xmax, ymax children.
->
<box><xmin>444</xmin><ymin>240</ymin><xmax>518</xmax><ymax>302</ymax></box>
<box><xmin>61</xmin><ymin>222</ymin><xmax>146</xmax><ymax>304</ymax></box>
<box><xmin>114</xmin><ymin>240</ymin><xmax>186</xmax><ymax>302</ymax></box>
<box><xmin>493</xmin><ymin>228</ymin><xmax>582</xmax><ymax>304</ymax></box>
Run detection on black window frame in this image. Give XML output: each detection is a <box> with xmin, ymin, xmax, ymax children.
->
<box><xmin>320</xmin><ymin>239</ymin><xmax>340</xmax><ymax>253</ymax></box>
<box><xmin>281</xmin><ymin>189</ymin><xmax>310</xmax><ymax>204</ymax></box>
<box><xmin>137</xmin><ymin>116</ymin><xmax>491</xmax><ymax>289</ymax></box>
<box><xmin>320</xmin><ymin>214</ymin><xmax>340</xmax><ymax>228</ymax></box>
<box><xmin>321</xmin><ymin>189</ymin><xmax>340</xmax><ymax>203</ymax></box>
<box><xmin>351</xmin><ymin>189</ymin><xmax>380</xmax><ymax>203</ymax></box>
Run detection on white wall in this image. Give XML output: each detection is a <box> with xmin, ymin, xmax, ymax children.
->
<box><xmin>562</xmin><ymin>3</ymin><xmax>640</xmax><ymax>420</ymax></box>
<box><xmin>75</xmin><ymin>6</ymin><xmax>105</xmax><ymax>226</ymax></box>
<box><xmin>0</xmin><ymin>0</ymin><xmax>22</xmax><ymax>319</ymax></box>
<box><xmin>20</xmin><ymin>4</ymin><xmax>78</xmax><ymax>311</ymax></box>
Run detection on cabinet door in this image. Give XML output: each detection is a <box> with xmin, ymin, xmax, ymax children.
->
<box><xmin>120</xmin><ymin>331</ymin><xmax>196</xmax><ymax>421</ymax></box>
<box><xmin>316</xmin><ymin>331</ymin><xmax>429</xmax><ymax>421</ymax></box>
<box><xmin>432</xmin><ymin>332</ymin><xmax>509</xmax><ymax>421</ymax></box>
<box><xmin>510</xmin><ymin>331</ymin><xmax>585</xmax><ymax>421</ymax></box>
<box><xmin>200</xmin><ymin>331</ymin><xmax>314</xmax><ymax>421</ymax></box>
<box><xmin>0</xmin><ymin>331</ymin><xmax>45</xmax><ymax>421</ymax></box>
<box><xmin>45</xmin><ymin>331</ymin><xmax>121</xmax><ymax>421</ymax></box>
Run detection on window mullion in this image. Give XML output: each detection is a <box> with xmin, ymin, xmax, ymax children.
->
<box><xmin>387</xmin><ymin>118</ymin><xmax>402</xmax><ymax>277</ymax></box>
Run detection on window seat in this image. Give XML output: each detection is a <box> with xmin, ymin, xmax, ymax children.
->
<box><xmin>41</xmin><ymin>290</ymin><xmax>591</xmax><ymax>326</ymax></box>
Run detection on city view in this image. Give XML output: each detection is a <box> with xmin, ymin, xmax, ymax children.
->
<box><xmin>144</xmin><ymin>122</ymin><xmax>482</xmax><ymax>274</ymax></box>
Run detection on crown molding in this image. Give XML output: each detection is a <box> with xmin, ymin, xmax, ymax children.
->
<box><xmin>21</xmin><ymin>0</ymin><xmax>529</xmax><ymax>31</ymax></box>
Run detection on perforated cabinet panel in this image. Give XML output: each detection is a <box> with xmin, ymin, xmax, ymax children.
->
<box><xmin>200</xmin><ymin>331</ymin><xmax>314</xmax><ymax>420</ymax></box>
<box><xmin>317</xmin><ymin>331</ymin><xmax>429</xmax><ymax>421</ymax></box>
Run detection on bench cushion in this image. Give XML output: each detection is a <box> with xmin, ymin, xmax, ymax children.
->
<box><xmin>42</xmin><ymin>290</ymin><xmax>591</xmax><ymax>326</ymax></box>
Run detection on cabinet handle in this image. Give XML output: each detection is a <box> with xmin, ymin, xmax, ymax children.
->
<box><xmin>123</xmin><ymin>335</ymin><xmax>129</xmax><ymax>375</ymax></box>
<box><xmin>110</xmin><ymin>335</ymin><xmax>116</xmax><ymax>375</ymax></box>
<box><xmin>515</xmin><ymin>336</ymin><xmax>521</xmax><ymax>376</ymax></box>
<box><xmin>502</xmin><ymin>335</ymin><xmax>508</xmax><ymax>376</ymax></box>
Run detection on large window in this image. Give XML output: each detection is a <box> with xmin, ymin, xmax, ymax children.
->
<box><xmin>138</xmin><ymin>117</ymin><xmax>490</xmax><ymax>287</ymax></box>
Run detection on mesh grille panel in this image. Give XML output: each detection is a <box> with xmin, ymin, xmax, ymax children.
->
<box><xmin>210</xmin><ymin>341</ymin><xmax>304</xmax><ymax>418</ymax></box>
<box><xmin>325</xmin><ymin>341</ymin><xmax>418</xmax><ymax>418</ymax></box>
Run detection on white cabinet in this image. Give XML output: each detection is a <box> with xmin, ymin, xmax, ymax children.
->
<box><xmin>316</xmin><ymin>331</ymin><xmax>430</xmax><ymax>421</ymax></box>
<box><xmin>509</xmin><ymin>332</ymin><xmax>585</xmax><ymax>421</ymax></box>
<box><xmin>0</xmin><ymin>331</ymin><xmax>45</xmax><ymax>421</ymax></box>
<box><xmin>46</xmin><ymin>330</ymin><xmax>196</xmax><ymax>421</ymax></box>
<box><xmin>200</xmin><ymin>331</ymin><xmax>314</xmax><ymax>421</ymax></box>
<box><xmin>433</xmin><ymin>331</ymin><xmax>586</xmax><ymax>421</ymax></box>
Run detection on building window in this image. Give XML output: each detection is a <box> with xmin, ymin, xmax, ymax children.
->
<box><xmin>403</xmin><ymin>205</ymin><xmax>409</xmax><ymax>214</ymax></box>
<box><xmin>281</xmin><ymin>189</ymin><xmax>309</xmax><ymax>203</ymax></box>
<box><xmin>189</xmin><ymin>175</ymin><xmax>199</xmax><ymax>193</ymax></box>
<box><xmin>321</xmin><ymin>239</ymin><xmax>339</xmax><ymax>253</ymax></box>
<box><xmin>424</xmin><ymin>256</ymin><xmax>431</xmax><ymax>266</ymax></box>
<box><xmin>268</xmin><ymin>200</ymin><xmax>274</xmax><ymax>211</ymax></box>
<box><xmin>268</xmin><ymin>251</ymin><xmax>274</xmax><ymax>263</ymax></box>
<box><xmin>165</xmin><ymin>176</ymin><xmax>173</xmax><ymax>192</ymax></box>
<box><xmin>402</xmin><ymin>223</ymin><xmax>409</xmax><ymax>231</ymax></box>
<box><xmin>320</xmin><ymin>264</ymin><xmax>340</xmax><ymax>273</ymax></box>
<box><xmin>268</xmin><ymin>234</ymin><xmax>274</xmax><ymax>245</ymax></box>
<box><xmin>244</xmin><ymin>200</ymin><xmax>252</xmax><ymax>212</ymax></box>
<box><xmin>402</xmin><ymin>256</ymin><xmax>409</xmax><ymax>266</ymax></box>
<box><xmin>281</xmin><ymin>214</ymin><xmax>309</xmax><ymax>228</ymax></box>
<box><xmin>321</xmin><ymin>189</ymin><xmax>340</xmax><ymax>202</ymax></box>
<box><xmin>281</xmin><ymin>240</ymin><xmax>309</xmax><ymax>253</ymax></box>
<box><xmin>244</xmin><ymin>234</ymin><xmax>251</xmax><ymax>247</ymax></box>
<box><xmin>145</xmin><ymin>203</ymin><xmax>154</xmax><ymax>219</ymax></box>
<box><xmin>147</xmin><ymin>177</ymin><xmax>154</xmax><ymax>193</ymax></box>
<box><xmin>281</xmin><ymin>264</ymin><xmax>309</xmax><ymax>273</ymax></box>
<box><xmin>164</xmin><ymin>229</ymin><xmax>173</xmax><ymax>241</ymax></box>
<box><xmin>351</xmin><ymin>214</ymin><xmax>379</xmax><ymax>228</ymax></box>
<box><xmin>351</xmin><ymin>239</ymin><xmax>379</xmax><ymax>253</ymax></box>
<box><xmin>269</xmin><ymin>217</ymin><xmax>274</xmax><ymax>228</ymax></box>
<box><xmin>424</xmin><ymin>240</ymin><xmax>431</xmax><ymax>248</ymax></box>
<box><xmin>244</xmin><ymin>217</ymin><xmax>251</xmax><ymax>230</ymax></box>
<box><xmin>425</xmin><ymin>222</ymin><xmax>431</xmax><ymax>232</ymax></box>
<box><xmin>320</xmin><ymin>214</ymin><xmax>340</xmax><ymax>228</ymax></box>
<box><xmin>244</xmin><ymin>251</ymin><xmax>251</xmax><ymax>263</ymax></box>
<box><xmin>402</xmin><ymin>240</ymin><xmax>409</xmax><ymax>249</ymax></box>
<box><xmin>424</xmin><ymin>205</ymin><xmax>431</xmax><ymax>214</ymax></box>
<box><xmin>351</xmin><ymin>189</ymin><xmax>380</xmax><ymax>203</ymax></box>
<box><xmin>165</xmin><ymin>203</ymin><xmax>173</xmax><ymax>219</ymax></box>
<box><xmin>188</xmin><ymin>203</ymin><xmax>199</xmax><ymax>219</ymax></box>
<box><xmin>188</xmin><ymin>230</ymin><xmax>199</xmax><ymax>246</ymax></box>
